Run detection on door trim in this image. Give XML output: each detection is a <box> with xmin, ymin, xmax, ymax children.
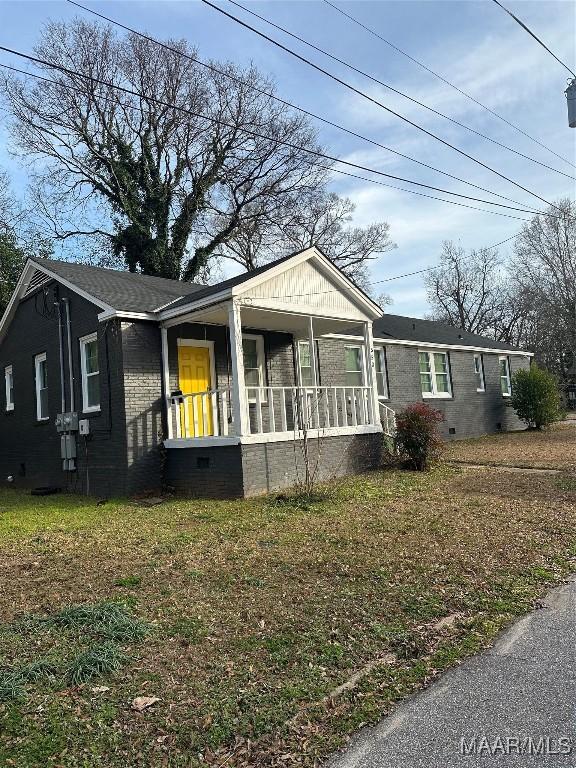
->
<box><xmin>177</xmin><ymin>338</ymin><xmax>217</xmax><ymax>393</ymax></box>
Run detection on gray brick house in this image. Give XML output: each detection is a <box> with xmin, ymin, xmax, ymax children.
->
<box><xmin>0</xmin><ymin>247</ymin><xmax>531</xmax><ymax>498</ymax></box>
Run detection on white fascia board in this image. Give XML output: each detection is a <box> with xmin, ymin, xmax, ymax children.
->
<box><xmin>98</xmin><ymin>309</ymin><xmax>157</xmax><ymax>322</ymax></box>
<box><xmin>0</xmin><ymin>259</ymin><xmax>118</xmax><ymax>343</ymax></box>
<box><xmin>231</xmin><ymin>246</ymin><xmax>382</xmax><ymax>319</ymax></box>
<box><xmin>0</xmin><ymin>259</ymin><xmax>35</xmax><ymax>342</ymax></box>
<box><xmin>322</xmin><ymin>332</ymin><xmax>534</xmax><ymax>357</ymax></box>
<box><xmin>30</xmin><ymin>261</ymin><xmax>114</xmax><ymax>312</ymax></box>
<box><xmin>158</xmin><ymin>289</ymin><xmax>232</xmax><ymax>322</ymax></box>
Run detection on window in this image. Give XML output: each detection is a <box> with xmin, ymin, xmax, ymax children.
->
<box><xmin>345</xmin><ymin>346</ymin><xmax>364</xmax><ymax>387</ymax></box>
<box><xmin>298</xmin><ymin>340</ymin><xmax>315</xmax><ymax>387</ymax></box>
<box><xmin>419</xmin><ymin>351</ymin><xmax>452</xmax><ymax>398</ymax></box>
<box><xmin>4</xmin><ymin>366</ymin><xmax>14</xmax><ymax>411</ymax></box>
<box><xmin>80</xmin><ymin>333</ymin><xmax>100</xmax><ymax>412</ymax></box>
<box><xmin>374</xmin><ymin>347</ymin><xmax>388</xmax><ymax>399</ymax></box>
<box><xmin>499</xmin><ymin>356</ymin><xmax>511</xmax><ymax>396</ymax></box>
<box><xmin>34</xmin><ymin>353</ymin><xmax>48</xmax><ymax>421</ymax></box>
<box><xmin>242</xmin><ymin>335</ymin><xmax>265</xmax><ymax>401</ymax></box>
<box><xmin>474</xmin><ymin>354</ymin><xmax>485</xmax><ymax>392</ymax></box>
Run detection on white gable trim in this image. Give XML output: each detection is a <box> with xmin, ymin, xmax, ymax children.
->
<box><xmin>159</xmin><ymin>247</ymin><xmax>382</xmax><ymax>323</ymax></box>
<box><xmin>27</xmin><ymin>260</ymin><xmax>114</xmax><ymax>311</ymax></box>
<box><xmin>0</xmin><ymin>259</ymin><xmax>117</xmax><ymax>345</ymax></box>
<box><xmin>232</xmin><ymin>247</ymin><xmax>382</xmax><ymax>318</ymax></box>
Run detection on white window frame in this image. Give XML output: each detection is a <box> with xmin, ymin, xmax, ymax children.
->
<box><xmin>344</xmin><ymin>344</ymin><xmax>366</xmax><ymax>388</ymax></box>
<box><xmin>34</xmin><ymin>352</ymin><xmax>49</xmax><ymax>421</ymax></box>
<box><xmin>374</xmin><ymin>346</ymin><xmax>389</xmax><ymax>400</ymax></box>
<box><xmin>80</xmin><ymin>332</ymin><xmax>101</xmax><ymax>413</ymax></box>
<box><xmin>297</xmin><ymin>339</ymin><xmax>319</xmax><ymax>388</ymax></box>
<box><xmin>5</xmin><ymin>365</ymin><xmax>14</xmax><ymax>411</ymax></box>
<box><xmin>499</xmin><ymin>356</ymin><xmax>512</xmax><ymax>397</ymax></box>
<box><xmin>474</xmin><ymin>353</ymin><xmax>485</xmax><ymax>393</ymax></box>
<box><xmin>242</xmin><ymin>334</ymin><xmax>266</xmax><ymax>403</ymax></box>
<box><xmin>419</xmin><ymin>350</ymin><xmax>452</xmax><ymax>399</ymax></box>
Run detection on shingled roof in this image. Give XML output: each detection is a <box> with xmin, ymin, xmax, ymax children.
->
<box><xmin>30</xmin><ymin>258</ymin><xmax>202</xmax><ymax>313</ymax></box>
<box><xmin>373</xmin><ymin>313</ymin><xmax>525</xmax><ymax>352</ymax></box>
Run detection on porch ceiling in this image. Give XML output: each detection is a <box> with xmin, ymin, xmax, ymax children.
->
<box><xmin>162</xmin><ymin>302</ymin><xmax>367</xmax><ymax>337</ymax></box>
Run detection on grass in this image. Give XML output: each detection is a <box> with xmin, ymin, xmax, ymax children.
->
<box><xmin>1</xmin><ymin>437</ymin><xmax>576</xmax><ymax>766</ymax></box>
<box><xmin>445</xmin><ymin>423</ymin><xmax>576</xmax><ymax>470</ymax></box>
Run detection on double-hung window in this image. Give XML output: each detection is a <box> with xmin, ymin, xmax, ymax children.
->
<box><xmin>4</xmin><ymin>365</ymin><xmax>14</xmax><ymax>411</ymax></box>
<box><xmin>34</xmin><ymin>352</ymin><xmax>49</xmax><ymax>421</ymax></box>
<box><xmin>242</xmin><ymin>334</ymin><xmax>265</xmax><ymax>402</ymax></box>
<box><xmin>80</xmin><ymin>333</ymin><xmax>100</xmax><ymax>412</ymax></box>
<box><xmin>499</xmin><ymin>356</ymin><xmax>512</xmax><ymax>396</ymax></box>
<box><xmin>297</xmin><ymin>340</ymin><xmax>317</xmax><ymax>387</ymax></box>
<box><xmin>345</xmin><ymin>346</ymin><xmax>364</xmax><ymax>387</ymax></box>
<box><xmin>374</xmin><ymin>346</ymin><xmax>389</xmax><ymax>399</ymax></box>
<box><xmin>474</xmin><ymin>354</ymin><xmax>485</xmax><ymax>392</ymax></box>
<box><xmin>419</xmin><ymin>350</ymin><xmax>452</xmax><ymax>398</ymax></box>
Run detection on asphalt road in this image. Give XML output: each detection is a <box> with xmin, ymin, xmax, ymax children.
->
<box><xmin>328</xmin><ymin>578</ymin><xmax>576</xmax><ymax>768</ymax></box>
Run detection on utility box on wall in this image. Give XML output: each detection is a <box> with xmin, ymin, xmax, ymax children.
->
<box><xmin>61</xmin><ymin>433</ymin><xmax>77</xmax><ymax>471</ymax></box>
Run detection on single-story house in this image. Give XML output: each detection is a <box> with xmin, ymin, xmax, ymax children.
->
<box><xmin>0</xmin><ymin>247</ymin><xmax>531</xmax><ymax>498</ymax></box>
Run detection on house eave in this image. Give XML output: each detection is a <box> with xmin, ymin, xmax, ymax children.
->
<box><xmin>322</xmin><ymin>333</ymin><xmax>534</xmax><ymax>357</ymax></box>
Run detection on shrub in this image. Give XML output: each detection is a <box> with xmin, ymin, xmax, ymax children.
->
<box><xmin>511</xmin><ymin>365</ymin><xmax>563</xmax><ymax>430</ymax></box>
<box><xmin>394</xmin><ymin>403</ymin><xmax>444</xmax><ymax>471</ymax></box>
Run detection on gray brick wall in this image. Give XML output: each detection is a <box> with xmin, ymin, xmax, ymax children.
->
<box><xmin>316</xmin><ymin>339</ymin><xmax>530</xmax><ymax>439</ymax></box>
<box><xmin>0</xmin><ymin>281</ymin><xmax>128</xmax><ymax>497</ymax></box>
<box><xmin>164</xmin><ymin>445</ymin><xmax>244</xmax><ymax>497</ymax></box>
<box><xmin>121</xmin><ymin>321</ymin><xmax>165</xmax><ymax>494</ymax></box>
<box><xmin>241</xmin><ymin>432</ymin><xmax>383</xmax><ymax>496</ymax></box>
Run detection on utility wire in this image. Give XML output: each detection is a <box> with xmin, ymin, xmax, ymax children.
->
<box><xmin>323</xmin><ymin>0</ymin><xmax>575</xmax><ymax>169</ymax></box>
<box><xmin>491</xmin><ymin>0</ymin><xmax>576</xmax><ymax>78</ymax></box>
<box><xmin>67</xmin><ymin>0</ymin><xmax>536</xmax><ymax>210</ymax></box>
<box><xmin>2</xmin><ymin>57</ymin><xmax>540</xmax><ymax>221</ymax></box>
<box><xmin>329</xmin><ymin>166</ymin><xmax>532</xmax><ymax>221</ymax></box>
<box><xmin>215</xmin><ymin>0</ymin><xmax>575</xmax><ymax>186</ymax></box>
<box><xmin>200</xmin><ymin>0</ymin><xmax>561</xmax><ymax>211</ymax></box>
<box><xmin>0</xmin><ymin>52</ymin><xmax>548</xmax><ymax>217</ymax></box>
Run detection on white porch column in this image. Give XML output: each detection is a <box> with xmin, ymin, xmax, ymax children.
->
<box><xmin>308</xmin><ymin>316</ymin><xmax>320</xmax><ymax>427</ymax></box>
<box><xmin>228</xmin><ymin>300</ymin><xmax>249</xmax><ymax>436</ymax></box>
<box><xmin>160</xmin><ymin>326</ymin><xmax>173</xmax><ymax>439</ymax></box>
<box><xmin>363</xmin><ymin>320</ymin><xmax>381</xmax><ymax>426</ymax></box>
<box><xmin>308</xmin><ymin>316</ymin><xmax>319</xmax><ymax>388</ymax></box>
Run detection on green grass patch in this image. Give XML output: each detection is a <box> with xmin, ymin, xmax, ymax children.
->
<box><xmin>1</xmin><ymin>451</ymin><xmax>576</xmax><ymax>767</ymax></box>
<box><xmin>67</xmin><ymin>642</ymin><xmax>128</xmax><ymax>685</ymax></box>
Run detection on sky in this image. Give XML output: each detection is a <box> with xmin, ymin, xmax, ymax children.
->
<box><xmin>0</xmin><ymin>0</ymin><xmax>575</xmax><ymax>317</ymax></box>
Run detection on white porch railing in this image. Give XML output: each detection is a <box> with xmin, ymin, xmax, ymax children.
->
<box><xmin>169</xmin><ymin>385</ymin><xmax>385</xmax><ymax>439</ymax></box>
<box><xmin>379</xmin><ymin>401</ymin><xmax>396</xmax><ymax>437</ymax></box>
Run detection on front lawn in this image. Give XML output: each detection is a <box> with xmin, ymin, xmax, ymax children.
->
<box><xmin>1</xmin><ymin>460</ymin><xmax>575</xmax><ymax>767</ymax></box>
<box><xmin>446</xmin><ymin>423</ymin><xmax>576</xmax><ymax>470</ymax></box>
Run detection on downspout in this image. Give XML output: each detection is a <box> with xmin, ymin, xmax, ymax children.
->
<box><xmin>62</xmin><ymin>298</ymin><xmax>75</xmax><ymax>412</ymax></box>
<box><xmin>55</xmin><ymin>300</ymin><xmax>66</xmax><ymax>413</ymax></box>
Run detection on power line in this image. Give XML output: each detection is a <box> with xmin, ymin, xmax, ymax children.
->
<box><xmin>66</xmin><ymin>0</ymin><xmax>536</xmax><ymax>210</ymax></box>
<box><xmin>322</xmin><ymin>0</ymin><xmax>575</xmax><ymax>169</ymax></box>
<box><xmin>2</xmin><ymin>57</ymin><xmax>539</xmax><ymax>221</ymax></box>
<box><xmin>236</xmin><ymin>234</ymin><xmax>521</xmax><ymax>299</ymax></box>
<box><xmin>491</xmin><ymin>0</ymin><xmax>576</xmax><ymax>78</ymax></box>
<box><xmin>329</xmin><ymin>166</ymin><xmax>532</xmax><ymax>221</ymax></box>
<box><xmin>215</xmin><ymin>0</ymin><xmax>575</xmax><ymax>186</ymax></box>
<box><xmin>0</xmin><ymin>52</ymin><xmax>548</xmax><ymax>217</ymax></box>
<box><xmin>200</xmin><ymin>0</ymin><xmax>561</xmax><ymax>211</ymax></box>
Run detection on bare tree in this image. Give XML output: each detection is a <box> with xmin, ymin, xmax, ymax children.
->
<box><xmin>1</xmin><ymin>19</ymin><xmax>330</xmax><ymax>281</ymax></box>
<box><xmin>222</xmin><ymin>191</ymin><xmax>395</xmax><ymax>287</ymax></box>
<box><xmin>511</xmin><ymin>199</ymin><xmax>576</xmax><ymax>378</ymax></box>
<box><xmin>425</xmin><ymin>241</ymin><xmax>505</xmax><ymax>334</ymax></box>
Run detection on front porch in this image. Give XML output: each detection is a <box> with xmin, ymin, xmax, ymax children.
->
<box><xmin>161</xmin><ymin>299</ymin><xmax>394</xmax><ymax>448</ymax></box>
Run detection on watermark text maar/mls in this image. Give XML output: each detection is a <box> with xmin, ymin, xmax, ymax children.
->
<box><xmin>459</xmin><ymin>736</ymin><xmax>573</xmax><ymax>757</ymax></box>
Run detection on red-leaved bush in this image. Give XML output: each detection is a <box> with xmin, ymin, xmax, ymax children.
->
<box><xmin>394</xmin><ymin>403</ymin><xmax>444</xmax><ymax>471</ymax></box>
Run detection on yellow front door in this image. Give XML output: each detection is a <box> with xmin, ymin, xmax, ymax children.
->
<box><xmin>177</xmin><ymin>344</ymin><xmax>214</xmax><ymax>437</ymax></box>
